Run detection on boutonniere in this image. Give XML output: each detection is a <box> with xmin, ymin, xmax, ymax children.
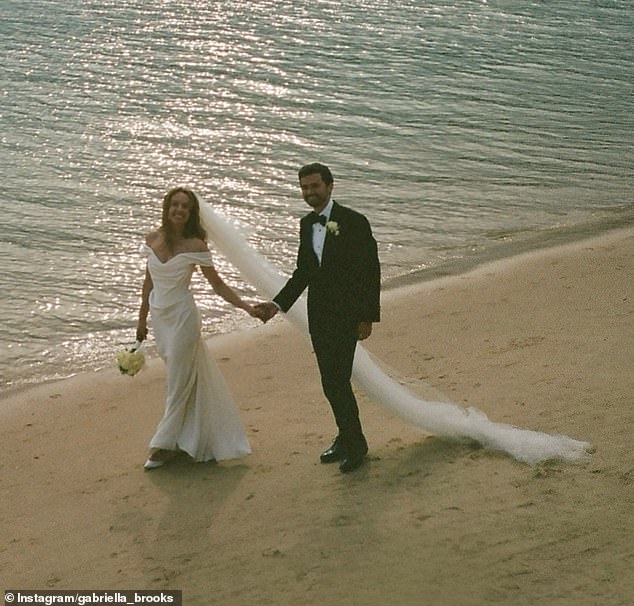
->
<box><xmin>325</xmin><ymin>221</ymin><xmax>340</xmax><ymax>236</ymax></box>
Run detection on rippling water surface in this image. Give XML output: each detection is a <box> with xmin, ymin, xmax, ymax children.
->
<box><xmin>1</xmin><ymin>0</ymin><xmax>632</xmax><ymax>392</ymax></box>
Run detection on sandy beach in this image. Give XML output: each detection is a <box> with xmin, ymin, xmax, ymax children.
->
<box><xmin>2</xmin><ymin>227</ymin><xmax>633</xmax><ymax>605</ymax></box>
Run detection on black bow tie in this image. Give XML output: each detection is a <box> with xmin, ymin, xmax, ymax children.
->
<box><xmin>309</xmin><ymin>213</ymin><xmax>327</xmax><ymax>226</ymax></box>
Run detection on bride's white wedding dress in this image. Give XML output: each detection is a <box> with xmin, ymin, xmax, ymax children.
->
<box><xmin>142</xmin><ymin>244</ymin><xmax>251</xmax><ymax>462</ymax></box>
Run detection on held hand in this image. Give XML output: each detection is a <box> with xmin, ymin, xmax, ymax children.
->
<box><xmin>246</xmin><ymin>304</ymin><xmax>267</xmax><ymax>323</ymax></box>
<box><xmin>253</xmin><ymin>302</ymin><xmax>279</xmax><ymax>323</ymax></box>
<box><xmin>357</xmin><ymin>321</ymin><xmax>373</xmax><ymax>341</ymax></box>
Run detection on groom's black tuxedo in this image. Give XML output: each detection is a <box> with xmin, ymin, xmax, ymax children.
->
<box><xmin>274</xmin><ymin>200</ymin><xmax>380</xmax><ymax>455</ymax></box>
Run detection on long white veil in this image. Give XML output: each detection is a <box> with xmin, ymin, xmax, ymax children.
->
<box><xmin>199</xmin><ymin>200</ymin><xmax>591</xmax><ymax>465</ymax></box>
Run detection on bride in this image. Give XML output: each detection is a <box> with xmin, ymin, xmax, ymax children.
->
<box><xmin>136</xmin><ymin>187</ymin><xmax>264</xmax><ymax>469</ymax></box>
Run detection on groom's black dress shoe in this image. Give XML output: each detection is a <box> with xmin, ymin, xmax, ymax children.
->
<box><xmin>339</xmin><ymin>451</ymin><xmax>366</xmax><ymax>473</ymax></box>
<box><xmin>339</xmin><ymin>438</ymin><xmax>368</xmax><ymax>473</ymax></box>
<box><xmin>320</xmin><ymin>437</ymin><xmax>345</xmax><ymax>464</ymax></box>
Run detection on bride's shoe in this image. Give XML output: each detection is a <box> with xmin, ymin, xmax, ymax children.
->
<box><xmin>143</xmin><ymin>449</ymin><xmax>175</xmax><ymax>470</ymax></box>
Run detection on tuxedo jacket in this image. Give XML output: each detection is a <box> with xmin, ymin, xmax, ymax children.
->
<box><xmin>274</xmin><ymin>201</ymin><xmax>381</xmax><ymax>335</ymax></box>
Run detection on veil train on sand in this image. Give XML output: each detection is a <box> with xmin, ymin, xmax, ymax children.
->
<box><xmin>199</xmin><ymin>200</ymin><xmax>591</xmax><ymax>465</ymax></box>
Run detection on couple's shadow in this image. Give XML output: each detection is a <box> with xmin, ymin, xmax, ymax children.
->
<box><xmin>146</xmin><ymin>451</ymin><xmax>249</xmax><ymax>509</ymax></box>
<box><xmin>141</xmin><ymin>436</ymin><xmax>481</xmax><ymax>549</ymax></box>
<box><xmin>138</xmin><ymin>454</ymin><xmax>249</xmax><ymax>583</ymax></box>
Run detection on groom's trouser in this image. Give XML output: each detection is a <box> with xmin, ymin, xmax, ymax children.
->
<box><xmin>310</xmin><ymin>326</ymin><xmax>366</xmax><ymax>452</ymax></box>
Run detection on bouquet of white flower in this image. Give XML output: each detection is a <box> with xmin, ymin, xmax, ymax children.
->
<box><xmin>116</xmin><ymin>340</ymin><xmax>145</xmax><ymax>376</ymax></box>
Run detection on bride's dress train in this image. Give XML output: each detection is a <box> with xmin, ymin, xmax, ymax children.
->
<box><xmin>199</xmin><ymin>202</ymin><xmax>591</xmax><ymax>465</ymax></box>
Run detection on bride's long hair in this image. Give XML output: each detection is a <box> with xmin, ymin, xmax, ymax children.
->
<box><xmin>161</xmin><ymin>187</ymin><xmax>207</xmax><ymax>251</ymax></box>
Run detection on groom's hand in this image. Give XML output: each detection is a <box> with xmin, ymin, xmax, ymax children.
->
<box><xmin>254</xmin><ymin>302</ymin><xmax>279</xmax><ymax>323</ymax></box>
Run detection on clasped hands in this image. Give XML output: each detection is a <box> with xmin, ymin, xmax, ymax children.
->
<box><xmin>250</xmin><ymin>301</ymin><xmax>279</xmax><ymax>323</ymax></box>
<box><xmin>249</xmin><ymin>302</ymin><xmax>373</xmax><ymax>340</ymax></box>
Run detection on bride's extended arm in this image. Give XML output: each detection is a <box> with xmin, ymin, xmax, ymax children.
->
<box><xmin>136</xmin><ymin>266</ymin><xmax>153</xmax><ymax>341</ymax></box>
<box><xmin>200</xmin><ymin>264</ymin><xmax>259</xmax><ymax>318</ymax></box>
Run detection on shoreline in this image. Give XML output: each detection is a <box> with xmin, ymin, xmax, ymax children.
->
<box><xmin>2</xmin><ymin>217</ymin><xmax>632</xmax><ymax>403</ymax></box>
<box><xmin>2</xmin><ymin>224</ymin><xmax>633</xmax><ymax>603</ymax></box>
<box><xmin>384</xmin><ymin>207</ymin><xmax>634</xmax><ymax>290</ymax></box>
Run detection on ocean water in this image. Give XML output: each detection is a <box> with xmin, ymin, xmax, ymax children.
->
<box><xmin>1</xmin><ymin>0</ymin><xmax>632</xmax><ymax>394</ymax></box>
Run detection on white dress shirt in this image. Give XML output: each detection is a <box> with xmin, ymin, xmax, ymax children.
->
<box><xmin>312</xmin><ymin>198</ymin><xmax>333</xmax><ymax>264</ymax></box>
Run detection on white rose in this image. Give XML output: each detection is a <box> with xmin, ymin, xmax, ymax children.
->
<box><xmin>326</xmin><ymin>221</ymin><xmax>340</xmax><ymax>235</ymax></box>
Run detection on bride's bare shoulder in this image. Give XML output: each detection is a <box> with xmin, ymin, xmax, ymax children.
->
<box><xmin>186</xmin><ymin>237</ymin><xmax>209</xmax><ymax>253</ymax></box>
<box><xmin>145</xmin><ymin>229</ymin><xmax>162</xmax><ymax>246</ymax></box>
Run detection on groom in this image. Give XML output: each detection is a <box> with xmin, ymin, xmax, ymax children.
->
<box><xmin>256</xmin><ymin>163</ymin><xmax>381</xmax><ymax>473</ymax></box>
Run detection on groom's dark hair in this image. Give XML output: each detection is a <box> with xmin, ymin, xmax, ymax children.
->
<box><xmin>299</xmin><ymin>162</ymin><xmax>333</xmax><ymax>185</ymax></box>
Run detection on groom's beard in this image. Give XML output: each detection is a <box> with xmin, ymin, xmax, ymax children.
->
<box><xmin>304</xmin><ymin>194</ymin><xmax>327</xmax><ymax>209</ymax></box>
